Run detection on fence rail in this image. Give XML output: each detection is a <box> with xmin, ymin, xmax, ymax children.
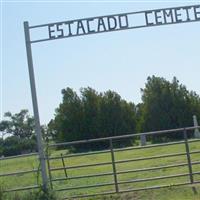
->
<box><xmin>47</xmin><ymin>126</ymin><xmax>200</xmax><ymax>199</ymax></box>
<box><xmin>0</xmin><ymin>152</ymin><xmax>38</xmax><ymax>161</ymax></box>
<box><xmin>0</xmin><ymin>152</ymin><xmax>41</xmax><ymax>193</ymax></box>
<box><xmin>48</xmin><ymin>126</ymin><xmax>200</xmax><ymax>147</ymax></box>
<box><xmin>1</xmin><ymin>126</ymin><xmax>200</xmax><ymax>199</ymax></box>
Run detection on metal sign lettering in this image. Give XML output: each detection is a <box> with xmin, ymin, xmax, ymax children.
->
<box><xmin>29</xmin><ymin>4</ymin><xmax>200</xmax><ymax>43</ymax></box>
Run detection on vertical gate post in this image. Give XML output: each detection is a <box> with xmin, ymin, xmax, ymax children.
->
<box><xmin>24</xmin><ymin>21</ymin><xmax>48</xmax><ymax>190</ymax></box>
<box><xmin>193</xmin><ymin>115</ymin><xmax>200</xmax><ymax>138</ymax></box>
<box><xmin>110</xmin><ymin>139</ymin><xmax>119</xmax><ymax>193</ymax></box>
<box><xmin>183</xmin><ymin>129</ymin><xmax>193</xmax><ymax>183</ymax></box>
<box><xmin>46</xmin><ymin>146</ymin><xmax>53</xmax><ymax>189</ymax></box>
<box><xmin>61</xmin><ymin>153</ymin><xmax>68</xmax><ymax>178</ymax></box>
<box><xmin>183</xmin><ymin>129</ymin><xmax>197</xmax><ymax>194</ymax></box>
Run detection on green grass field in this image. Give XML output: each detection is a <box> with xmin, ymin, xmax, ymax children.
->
<box><xmin>1</xmin><ymin>139</ymin><xmax>200</xmax><ymax>200</ymax></box>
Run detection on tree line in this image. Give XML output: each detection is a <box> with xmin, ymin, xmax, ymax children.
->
<box><xmin>1</xmin><ymin>76</ymin><xmax>200</xmax><ymax>156</ymax></box>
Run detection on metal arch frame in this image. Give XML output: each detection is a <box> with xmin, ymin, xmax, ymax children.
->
<box><xmin>23</xmin><ymin>4</ymin><xmax>200</xmax><ymax>189</ymax></box>
<box><xmin>24</xmin><ymin>22</ymin><xmax>48</xmax><ymax>189</ymax></box>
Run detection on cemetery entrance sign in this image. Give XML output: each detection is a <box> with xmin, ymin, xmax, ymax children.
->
<box><xmin>28</xmin><ymin>4</ymin><xmax>200</xmax><ymax>43</ymax></box>
<box><xmin>23</xmin><ymin>4</ymin><xmax>200</xmax><ymax>189</ymax></box>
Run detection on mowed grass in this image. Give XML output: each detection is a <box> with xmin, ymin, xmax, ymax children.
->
<box><xmin>1</xmin><ymin>138</ymin><xmax>200</xmax><ymax>200</ymax></box>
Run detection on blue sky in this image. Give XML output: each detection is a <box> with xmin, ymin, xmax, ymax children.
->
<box><xmin>1</xmin><ymin>0</ymin><xmax>200</xmax><ymax>124</ymax></box>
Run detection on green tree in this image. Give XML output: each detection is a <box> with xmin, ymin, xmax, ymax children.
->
<box><xmin>100</xmin><ymin>91</ymin><xmax>136</xmax><ymax>137</ymax></box>
<box><xmin>49</xmin><ymin>88</ymin><xmax>83</xmax><ymax>143</ymax></box>
<box><xmin>0</xmin><ymin>110</ymin><xmax>38</xmax><ymax>156</ymax></box>
<box><xmin>138</xmin><ymin>76</ymin><xmax>200</xmax><ymax>142</ymax></box>
<box><xmin>81</xmin><ymin>87</ymin><xmax>101</xmax><ymax>140</ymax></box>
<box><xmin>49</xmin><ymin>87</ymin><xmax>137</xmax><ymax>150</ymax></box>
<box><xmin>0</xmin><ymin>138</ymin><xmax>3</xmax><ymax>156</ymax></box>
<box><xmin>0</xmin><ymin>109</ymin><xmax>34</xmax><ymax>139</ymax></box>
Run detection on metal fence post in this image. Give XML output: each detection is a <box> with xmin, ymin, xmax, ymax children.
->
<box><xmin>183</xmin><ymin>129</ymin><xmax>197</xmax><ymax>194</ymax></box>
<box><xmin>183</xmin><ymin>129</ymin><xmax>193</xmax><ymax>183</ymax></box>
<box><xmin>24</xmin><ymin>21</ymin><xmax>48</xmax><ymax>190</ymax></box>
<box><xmin>110</xmin><ymin>139</ymin><xmax>119</xmax><ymax>193</ymax></box>
<box><xmin>193</xmin><ymin>115</ymin><xmax>200</xmax><ymax>138</ymax></box>
<box><xmin>61</xmin><ymin>153</ymin><xmax>68</xmax><ymax>178</ymax></box>
<box><xmin>46</xmin><ymin>147</ymin><xmax>53</xmax><ymax>189</ymax></box>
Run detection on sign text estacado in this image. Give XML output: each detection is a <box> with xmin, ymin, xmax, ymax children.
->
<box><xmin>48</xmin><ymin>5</ymin><xmax>200</xmax><ymax>40</ymax></box>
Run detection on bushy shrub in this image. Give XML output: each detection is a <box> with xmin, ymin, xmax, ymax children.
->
<box><xmin>1</xmin><ymin>136</ymin><xmax>37</xmax><ymax>157</ymax></box>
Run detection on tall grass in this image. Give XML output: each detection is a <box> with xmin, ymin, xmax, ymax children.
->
<box><xmin>1</xmin><ymin>188</ymin><xmax>58</xmax><ymax>200</ymax></box>
<box><xmin>1</xmin><ymin>139</ymin><xmax>200</xmax><ymax>199</ymax></box>
<box><xmin>0</xmin><ymin>185</ymin><xmax>4</xmax><ymax>200</ymax></box>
